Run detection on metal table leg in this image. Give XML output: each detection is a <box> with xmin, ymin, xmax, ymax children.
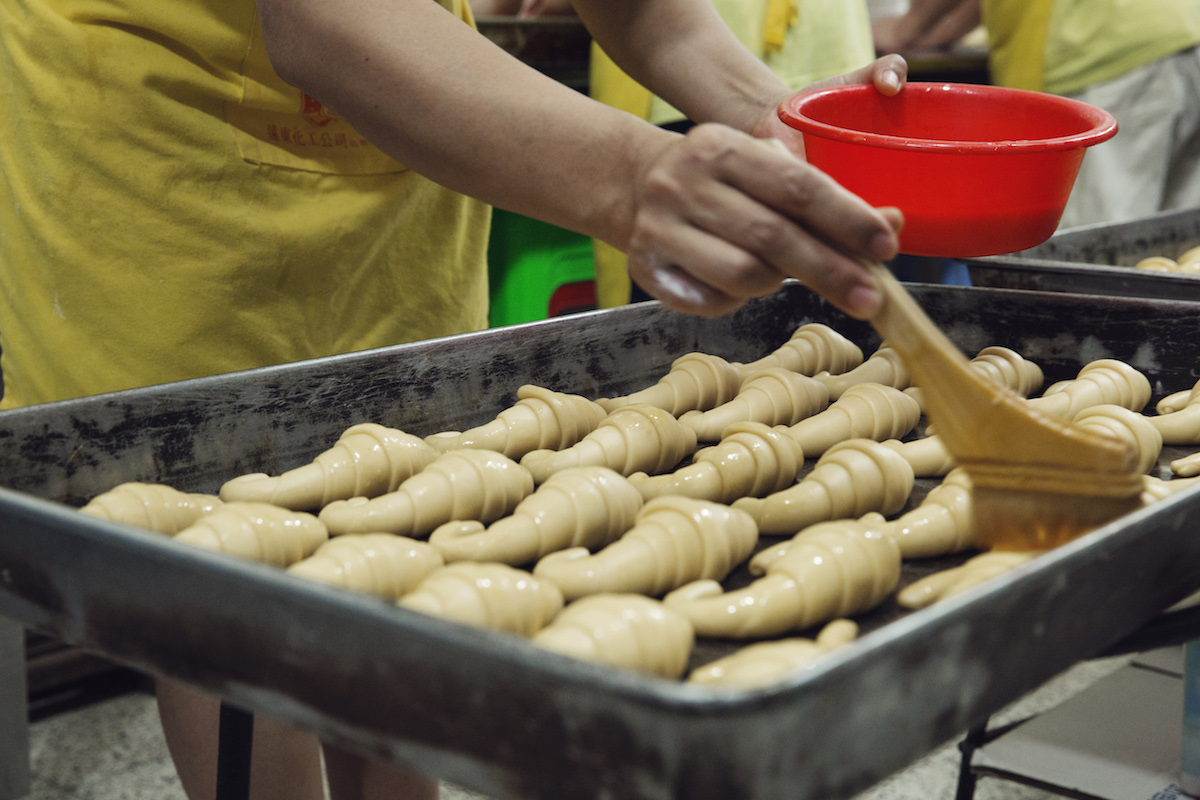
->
<box><xmin>0</xmin><ymin>618</ymin><xmax>30</xmax><ymax>800</ymax></box>
<box><xmin>215</xmin><ymin>703</ymin><xmax>254</xmax><ymax>800</ymax></box>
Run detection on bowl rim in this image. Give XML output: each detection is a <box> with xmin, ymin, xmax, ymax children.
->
<box><xmin>778</xmin><ymin>82</ymin><xmax>1118</xmax><ymax>154</ymax></box>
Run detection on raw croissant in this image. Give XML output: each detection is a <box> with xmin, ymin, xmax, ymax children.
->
<box><xmin>520</xmin><ymin>404</ymin><xmax>697</xmax><ymax>484</ymax></box>
<box><xmin>783</xmin><ymin>383</ymin><xmax>922</xmax><ymax>457</ymax></box>
<box><xmin>732</xmin><ymin>323</ymin><xmax>863</xmax><ymax>379</ymax></box>
<box><xmin>398</xmin><ymin>562</ymin><xmax>563</xmax><ymax>636</ymax></box>
<box><xmin>897</xmin><ymin>551</ymin><xmax>1036</xmax><ymax>610</ymax></box>
<box><xmin>319</xmin><ymin>449</ymin><xmax>534</xmax><ymax>537</ymax></box>
<box><xmin>80</xmin><ymin>482</ymin><xmax>222</xmax><ymax>534</ymax></box>
<box><xmin>1072</xmin><ymin>404</ymin><xmax>1162</xmax><ymax>474</ymax></box>
<box><xmin>687</xmin><ymin>619</ymin><xmax>858</xmax><ymax>689</ymax></box>
<box><xmin>1028</xmin><ymin>359</ymin><xmax>1151</xmax><ymax>419</ymax></box>
<box><xmin>596</xmin><ymin>353</ymin><xmax>743</xmax><ymax>415</ymax></box>
<box><xmin>174</xmin><ymin>502</ymin><xmax>328</xmax><ymax>566</ymax></box>
<box><xmin>424</xmin><ymin>385</ymin><xmax>607</xmax><ymax>459</ymax></box>
<box><xmin>879</xmin><ymin>435</ymin><xmax>955</xmax><ymax>478</ymax></box>
<box><xmin>428</xmin><ymin>466</ymin><xmax>643</xmax><ymax>565</ymax></box>
<box><xmin>679</xmin><ymin>368</ymin><xmax>829</xmax><ymax>441</ymax></box>
<box><xmin>220</xmin><ymin>423</ymin><xmax>438</xmax><ymax>510</ymax></box>
<box><xmin>733</xmin><ymin>438</ymin><xmax>915</xmax><ymax>535</ymax></box>
<box><xmin>628</xmin><ymin>422</ymin><xmax>804</xmax><ymax>504</ymax></box>
<box><xmin>1149</xmin><ymin>379</ymin><xmax>1200</xmax><ymax>445</ymax></box>
<box><xmin>533</xmin><ymin>496</ymin><xmax>758</xmax><ymax>600</ymax></box>
<box><xmin>287</xmin><ymin>534</ymin><xmax>444</xmax><ymax>599</ymax></box>
<box><xmin>531</xmin><ymin>593</ymin><xmax>694</xmax><ymax>678</ymax></box>
<box><xmin>904</xmin><ymin>346</ymin><xmax>1043</xmax><ymax>410</ymax></box>
<box><xmin>813</xmin><ymin>342</ymin><xmax>909</xmax><ymax>399</ymax></box>
<box><xmin>663</xmin><ymin>522</ymin><xmax>900</xmax><ymax>638</ymax></box>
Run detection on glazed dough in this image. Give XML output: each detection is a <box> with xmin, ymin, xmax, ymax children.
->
<box><xmin>399</xmin><ymin>562</ymin><xmax>563</xmax><ymax>636</ymax></box>
<box><xmin>663</xmin><ymin>521</ymin><xmax>900</xmax><ymax>638</ymax></box>
<box><xmin>1170</xmin><ymin>452</ymin><xmax>1200</xmax><ymax>477</ymax></box>
<box><xmin>784</xmin><ymin>383</ymin><xmax>922</xmax><ymax>457</ymax></box>
<box><xmin>174</xmin><ymin>502</ymin><xmax>328</xmax><ymax>566</ymax></box>
<box><xmin>1028</xmin><ymin>359</ymin><xmax>1151</xmax><ymax>419</ymax></box>
<box><xmin>532</xmin><ymin>496</ymin><xmax>758</xmax><ymax>600</ymax></box>
<box><xmin>427</xmin><ymin>466</ymin><xmax>643</xmax><ymax>565</ymax></box>
<box><xmin>679</xmin><ymin>368</ymin><xmax>829</xmax><ymax>441</ymax></box>
<box><xmin>732</xmin><ymin>323</ymin><xmax>863</xmax><ymax>379</ymax></box>
<box><xmin>519</xmin><ymin>404</ymin><xmax>698</xmax><ymax>484</ymax></box>
<box><xmin>897</xmin><ymin>551</ymin><xmax>1037</xmax><ymax>610</ymax></box>
<box><xmin>596</xmin><ymin>353</ymin><xmax>743</xmax><ymax>415</ymax></box>
<box><xmin>424</xmin><ymin>385</ymin><xmax>607</xmax><ymax>460</ymax></box>
<box><xmin>531</xmin><ymin>593</ymin><xmax>694</xmax><ymax>678</ymax></box>
<box><xmin>220</xmin><ymin>423</ymin><xmax>438</xmax><ymax>510</ymax></box>
<box><xmin>628</xmin><ymin>422</ymin><xmax>804</xmax><ymax>504</ymax></box>
<box><xmin>80</xmin><ymin>482</ymin><xmax>222</xmax><ymax>534</ymax></box>
<box><xmin>687</xmin><ymin>619</ymin><xmax>858</xmax><ymax>689</ymax></box>
<box><xmin>905</xmin><ymin>346</ymin><xmax>1044</xmax><ymax>409</ymax></box>
<box><xmin>1142</xmin><ymin>474</ymin><xmax>1200</xmax><ymax>503</ymax></box>
<box><xmin>733</xmin><ymin>438</ymin><xmax>915</xmax><ymax>535</ymax></box>
<box><xmin>1073</xmin><ymin>404</ymin><xmax>1163</xmax><ymax>474</ymax></box>
<box><xmin>1149</xmin><ymin>379</ymin><xmax>1200</xmax><ymax>445</ymax></box>
<box><xmin>1136</xmin><ymin>256</ymin><xmax>1179</xmax><ymax>272</ymax></box>
<box><xmin>879</xmin><ymin>435</ymin><xmax>955</xmax><ymax>478</ymax></box>
<box><xmin>319</xmin><ymin>449</ymin><xmax>534</xmax><ymax>537</ymax></box>
<box><xmin>813</xmin><ymin>342</ymin><xmax>909</xmax><ymax>399</ymax></box>
<box><xmin>287</xmin><ymin>534</ymin><xmax>444</xmax><ymax>599</ymax></box>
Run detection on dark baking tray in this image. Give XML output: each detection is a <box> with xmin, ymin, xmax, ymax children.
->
<box><xmin>965</xmin><ymin>207</ymin><xmax>1200</xmax><ymax>300</ymax></box>
<box><xmin>4</xmin><ymin>282</ymin><xmax>1200</xmax><ymax>800</ymax></box>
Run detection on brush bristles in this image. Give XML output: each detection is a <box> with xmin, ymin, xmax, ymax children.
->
<box><xmin>972</xmin><ymin>484</ymin><xmax>1141</xmax><ymax>551</ymax></box>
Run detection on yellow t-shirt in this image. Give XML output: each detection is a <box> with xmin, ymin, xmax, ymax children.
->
<box><xmin>0</xmin><ymin>0</ymin><xmax>490</xmax><ymax>408</ymax></box>
<box><xmin>984</xmin><ymin>0</ymin><xmax>1200</xmax><ymax>95</ymax></box>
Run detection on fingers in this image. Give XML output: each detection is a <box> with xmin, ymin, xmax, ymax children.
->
<box><xmin>807</xmin><ymin>55</ymin><xmax>908</xmax><ymax>96</ymax></box>
<box><xmin>626</xmin><ymin>125</ymin><xmax>904</xmax><ymax>320</ymax></box>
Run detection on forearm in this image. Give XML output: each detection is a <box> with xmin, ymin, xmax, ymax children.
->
<box><xmin>571</xmin><ymin>0</ymin><xmax>792</xmax><ymax>133</ymax></box>
<box><xmin>255</xmin><ymin>0</ymin><xmax>668</xmax><ymax>248</ymax></box>
<box><xmin>878</xmin><ymin>0</ymin><xmax>972</xmax><ymax>53</ymax></box>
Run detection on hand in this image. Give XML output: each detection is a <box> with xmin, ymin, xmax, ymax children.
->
<box><xmin>517</xmin><ymin>0</ymin><xmax>577</xmax><ymax>17</ymax></box>
<box><xmin>625</xmin><ymin>125</ymin><xmax>903</xmax><ymax>320</ymax></box>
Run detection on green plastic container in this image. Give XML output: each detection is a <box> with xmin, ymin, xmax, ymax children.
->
<box><xmin>487</xmin><ymin>209</ymin><xmax>596</xmax><ymax>327</ymax></box>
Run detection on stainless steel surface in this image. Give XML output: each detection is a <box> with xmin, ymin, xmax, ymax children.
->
<box><xmin>966</xmin><ymin>207</ymin><xmax>1200</xmax><ymax>299</ymax></box>
<box><xmin>0</xmin><ymin>618</ymin><xmax>30</xmax><ymax>800</ymax></box>
<box><xmin>3</xmin><ymin>283</ymin><xmax>1200</xmax><ymax>799</ymax></box>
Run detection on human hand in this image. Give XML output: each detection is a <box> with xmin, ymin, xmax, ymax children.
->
<box><xmin>624</xmin><ymin>125</ymin><xmax>903</xmax><ymax>321</ymax></box>
<box><xmin>517</xmin><ymin>0</ymin><xmax>577</xmax><ymax>17</ymax></box>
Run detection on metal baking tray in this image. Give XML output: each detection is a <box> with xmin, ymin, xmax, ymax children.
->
<box><xmin>965</xmin><ymin>207</ymin><xmax>1200</xmax><ymax>300</ymax></box>
<box><xmin>4</xmin><ymin>282</ymin><xmax>1200</xmax><ymax>800</ymax></box>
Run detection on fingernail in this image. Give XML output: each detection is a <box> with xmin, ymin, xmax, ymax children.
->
<box><xmin>846</xmin><ymin>283</ymin><xmax>883</xmax><ymax>319</ymax></box>
<box><xmin>870</xmin><ymin>230</ymin><xmax>897</xmax><ymax>261</ymax></box>
<box><xmin>882</xmin><ymin>69</ymin><xmax>901</xmax><ymax>93</ymax></box>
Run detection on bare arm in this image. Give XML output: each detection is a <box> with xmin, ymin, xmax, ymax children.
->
<box><xmin>255</xmin><ymin>0</ymin><xmax>904</xmax><ymax>319</ymax></box>
<box><xmin>873</xmin><ymin>0</ymin><xmax>976</xmax><ymax>54</ymax></box>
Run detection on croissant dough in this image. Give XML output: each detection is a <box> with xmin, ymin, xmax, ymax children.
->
<box><xmin>220</xmin><ymin>423</ymin><xmax>438</xmax><ymax>511</ymax></box>
<box><xmin>680</xmin><ymin>368</ymin><xmax>829</xmax><ymax>441</ymax></box>
<box><xmin>428</xmin><ymin>466</ymin><xmax>644</xmax><ymax>565</ymax></box>
<box><xmin>319</xmin><ymin>449</ymin><xmax>534</xmax><ymax>537</ymax></box>
<box><xmin>520</xmin><ymin>404</ymin><xmax>697</xmax><ymax>484</ymax></box>
<box><xmin>897</xmin><ymin>551</ymin><xmax>1036</xmax><ymax>610</ymax></box>
<box><xmin>784</xmin><ymin>383</ymin><xmax>922</xmax><ymax>457</ymax></box>
<box><xmin>880</xmin><ymin>435</ymin><xmax>955</xmax><ymax>478</ymax></box>
<box><xmin>628</xmin><ymin>422</ymin><xmax>804</xmax><ymax>504</ymax></box>
<box><xmin>733</xmin><ymin>438</ymin><xmax>915</xmax><ymax>535</ymax></box>
<box><xmin>687</xmin><ymin>619</ymin><xmax>858</xmax><ymax>688</ymax></box>
<box><xmin>287</xmin><ymin>534</ymin><xmax>444</xmax><ymax>599</ymax></box>
<box><xmin>733</xmin><ymin>323</ymin><xmax>863</xmax><ymax>379</ymax></box>
<box><xmin>81</xmin><ymin>482</ymin><xmax>222</xmax><ymax>534</ymax></box>
<box><xmin>664</xmin><ymin>521</ymin><xmax>900</xmax><ymax>638</ymax></box>
<box><xmin>424</xmin><ymin>385</ymin><xmax>607</xmax><ymax>459</ymax></box>
<box><xmin>531</xmin><ymin>593</ymin><xmax>695</xmax><ymax>678</ymax></box>
<box><xmin>533</xmin><ymin>496</ymin><xmax>758</xmax><ymax>600</ymax></box>
<box><xmin>174</xmin><ymin>502</ymin><xmax>328</xmax><ymax>566</ymax></box>
<box><xmin>1149</xmin><ymin>379</ymin><xmax>1200</xmax><ymax>445</ymax></box>
<box><xmin>596</xmin><ymin>353</ymin><xmax>743</xmax><ymax>415</ymax></box>
<box><xmin>1028</xmin><ymin>359</ymin><xmax>1151</xmax><ymax>419</ymax></box>
<box><xmin>1072</xmin><ymin>404</ymin><xmax>1163</xmax><ymax>474</ymax></box>
<box><xmin>904</xmin><ymin>346</ymin><xmax>1043</xmax><ymax>410</ymax></box>
<box><xmin>399</xmin><ymin>562</ymin><xmax>563</xmax><ymax>636</ymax></box>
<box><xmin>813</xmin><ymin>342</ymin><xmax>909</xmax><ymax>399</ymax></box>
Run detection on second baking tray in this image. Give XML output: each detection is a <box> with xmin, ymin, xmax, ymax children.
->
<box><xmin>966</xmin><ymin>207</ymin><xmax>1200</xmax><ymax>300</ymax></box>
<box><xmin>4</xmin><ymin>283</ymin><xmax>1200</xmax><ymax>799</ymax></box>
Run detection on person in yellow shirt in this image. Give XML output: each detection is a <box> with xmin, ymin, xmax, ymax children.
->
<box><xmin>873</xmin><ymin>0</ymin><xmax>1200</xmax><ymax>229</ymax></box>
<box><xmin>2</xmin><ymin>1</ymin><xmax>909</xmax><ymax>798</ymax></box>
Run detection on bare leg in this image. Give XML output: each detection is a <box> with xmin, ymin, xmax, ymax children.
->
<box><xmin>156</xmin><ymin>679</ymin><xmax>326</xmax><ymax>800</ymax></box>
<box><xmin>324</xmin><ymin>745</ymin><xmax>438</xmax><ymax>800</ymax></box>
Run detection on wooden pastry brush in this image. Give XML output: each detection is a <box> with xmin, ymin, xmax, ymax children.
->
<box><xmin>861</xmin><ymin>261</ymin><xmax>1142</xmax><ymax>550</ymax></box>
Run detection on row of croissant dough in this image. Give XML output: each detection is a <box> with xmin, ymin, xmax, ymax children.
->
<box><xmin>80</xmin><ymin>323</ymin><xmax>1200</xmax><ymax>690</ymax></box>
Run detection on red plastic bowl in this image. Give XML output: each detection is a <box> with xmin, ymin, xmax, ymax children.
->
<box><xmin>777</xmin><ymin>82</ymin><xmax>1118</xmax><ymax>257</ymax></box>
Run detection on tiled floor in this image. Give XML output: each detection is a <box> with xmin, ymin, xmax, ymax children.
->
<box><xmin>16</xmin><ymin>656</ymin><xmax>1133</xmax><ymax>800</ymax></box>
